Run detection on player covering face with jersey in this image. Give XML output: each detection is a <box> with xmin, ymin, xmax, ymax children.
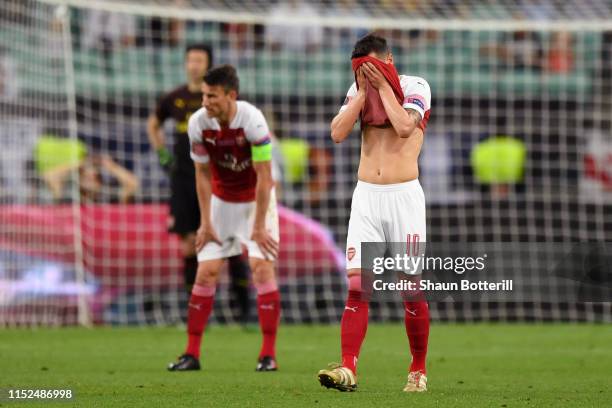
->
<box><xmin>318</xmin><ymin>33</ymin><xmax>432</xmax><ymax>393</ymax></box>
<box><xmin>168</xmin><ymin>65</ymin><xmax>280</xmax><ymax>373</ymax></box>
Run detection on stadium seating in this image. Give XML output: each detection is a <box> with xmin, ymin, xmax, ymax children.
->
<box><xmin>1</xmin><ymin>23</ymin><xmax>602</xmax><ymax>99</ymax></box>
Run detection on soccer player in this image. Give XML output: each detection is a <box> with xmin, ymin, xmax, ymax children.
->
<box><xmin>317</xmin><ymin>34</ymin><xmax>432</xmax><ymax>392</ymax></box>
<box><xmin>147</xmin><ymin>44</ymin><xmax>252</xmax><ymax>323</ymax></box>
<box><xmin>167</xmin><ymin>65</ymin><xmax>280</xmax><ymax>372</ymax></box>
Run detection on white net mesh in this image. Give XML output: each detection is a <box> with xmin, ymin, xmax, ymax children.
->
<box><xmin>1</xmin><ymin>0</ymin><xmax>610</xmax><ymax>326</ymax></box>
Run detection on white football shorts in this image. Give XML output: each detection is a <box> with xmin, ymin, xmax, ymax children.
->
<box><xmin>345</xmin><ymin>179</ymin><xmax>426</xmax><ymax>272</ymax></box>
<box><xmin>197</xmin><ymin>190</ymin><xmax>279</xmax><ymax>262</ymax></box>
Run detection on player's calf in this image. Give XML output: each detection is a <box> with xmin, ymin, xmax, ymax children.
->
<box><xmin>167</xmin><ymin>261</ymin><xmax>221</xmax><ymax>372</ymax></box>
<box><xmin>253</xmin><ymin>275</ymin><xmax>280</xmax><ymax>371</ymax></box>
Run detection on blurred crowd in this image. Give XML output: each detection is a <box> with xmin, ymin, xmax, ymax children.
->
<box><xmin>65</xmin><ymin>0</ymin><xmax>612</xmax><ymax>20</ymax></box>
<box><xmin>53</xmin><ymin>2</ymin><xmax>590</xmax><ymax>73</ymax></box>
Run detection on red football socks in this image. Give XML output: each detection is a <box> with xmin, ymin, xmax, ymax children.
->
<box><xmin>256</xmin><ymin>284</ymin><xmax>280</xmax><ymax>359</ymax></box>
<box><xmin>404</xmin><ymin>301</ymin><xmax>430</xmax><ymax>374</ymax></box>
<box><xmin>185</xmin><ymin>284</ymin><xmax>216</xmax><ymax>359</ymax></box>
<box><xmin>341</xmin><ymin>275</ymin><xmax>369</xmax><ymax>374</ymax></box>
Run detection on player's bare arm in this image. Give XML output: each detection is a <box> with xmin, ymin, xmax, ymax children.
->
<box><xmin>146</xmin><ymin>114</ymin><xmax>165</xmax><ymax>150</ymax></box>
<box><xmin>361</xmin><ymin>62</ymin><xmax>421</xmax><ymax>138</ymax></box>
<box><xmin>251</xmin><ymin>160</ymin><xmax>278</xmax><ymax>259</ymax></box>
<box><xmin>193</xmin><ymin>161</ymin><xmax>221</xmax><ymax>251</ymax></box>
<box><xmin>330</xmin><ymin>68</ymin><xmax>367</xmax><ymax>143</ymax></box>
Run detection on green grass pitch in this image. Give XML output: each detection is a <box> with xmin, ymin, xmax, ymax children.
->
<box><xmin>1</xmin><ymin>323</ymin><xmax>610</xmax><ymax>407</ymax></box>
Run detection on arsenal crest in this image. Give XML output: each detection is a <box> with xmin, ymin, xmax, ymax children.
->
<box><xmin>347</xmin><ymin>247</ymin><xmax>356</xmax><ymax>261</ymax></box>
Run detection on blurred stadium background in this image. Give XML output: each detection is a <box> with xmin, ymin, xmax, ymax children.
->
<box><xmin>0</xmin><ymin>0</ymin><xmax>611</xmax><ymax>327</ymax></box>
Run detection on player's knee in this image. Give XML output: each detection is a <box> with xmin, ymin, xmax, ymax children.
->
<box><xmin>347</xmin><ymin>269</ymin><xmax>365</xmax><ymax>291</ymax></box>
<box><xmin>250</xmin><ymin>259</ymin><xmax>275</xmax><ymax>285</ymax></box>
<box><xmin>346</xmin><ymin>269</ymin><xmax>374</xmax><ymax>300</ymax></box>
<box><xmin>195</xmin><ymin>263</ymin><xmax>220</xmax><ymax>286</ymax></box>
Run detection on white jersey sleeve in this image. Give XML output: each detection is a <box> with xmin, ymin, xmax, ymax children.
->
<box><xmin>243</xmin><ymin>104</ymin><xmax>271</xmax><ymax>145</ymax></box>
<box><xmin>188</xmin><ymin>109</ymin><xmax>209</xmax><ymax>164</ymax></box>
<box><xmin>338</xmin><ymin>82</ymin><xmax>358</xmax><ymax>113</ymax></box>
<box><xmin>400</xmin><ymin>76</ymin><xmax>431</xmax><ymax>120</ymax></box>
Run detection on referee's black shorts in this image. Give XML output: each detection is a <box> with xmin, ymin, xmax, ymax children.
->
<box><xmin>168</xmin><ymin>171</ymin><xmax>200</xmax><ymax>236</ymax></box>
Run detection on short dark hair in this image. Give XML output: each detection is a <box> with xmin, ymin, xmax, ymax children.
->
<box><xmin>351</xmin><ymin>33</ymin><xmax>389</xmax><ymax>59</ymax></box>
<box><xmin>203</xmin><ymin>64</ymin><xmax>239</xmax><ymax>93</ymax></box>
<box><xmin>185</xmin><ymin>43</ymin><xmax>213</xmax><ymax>65</ymax></box>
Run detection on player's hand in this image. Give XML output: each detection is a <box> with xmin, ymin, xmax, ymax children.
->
<box><xmin>195</xmin><ymin>225</ymin><xmax>222</xmax><ymax>252</ymax></box>
<box><xmin>251</xmin><ymin>227</ymin><xmax>278</xmax><ymax>260</ymax></box>
<box><xmin>157</xmin><ymin>147</ymin><xmax>174</xmax><ymax>171</ymax></box>
<box><xmin>361</xmin><ymin>62</ymin><xmax>389</xmax><ymax>90</ymax></box>
<box><xmin>98</xmin><ymin>154</ymin><xmax>116</xmax><ymax>169</ymax></box>
<box><xmin>356</xmin><ymin>67</ymin><xmax>367</xmax><ymax>94</ymax></box>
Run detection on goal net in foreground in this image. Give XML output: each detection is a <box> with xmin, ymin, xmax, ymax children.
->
<box><xmin>0</xmin><ymin>0</ymin><xmax>610</xmax><ymax>326</ymax></box>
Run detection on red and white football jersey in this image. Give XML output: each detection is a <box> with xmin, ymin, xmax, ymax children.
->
<box><xmin>188</xmin><ymin>101</ymin><xmax>271</xmax><ymax>202</ymax></box>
